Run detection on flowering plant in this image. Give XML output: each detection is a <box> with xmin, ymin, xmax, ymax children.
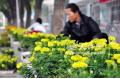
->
<box><xmin>11</xmin><ymin>28</ymin><xmax>120</xmax><ymax>78</ymax></box>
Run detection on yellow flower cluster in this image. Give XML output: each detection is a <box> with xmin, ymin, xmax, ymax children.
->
<box><xmin>71</xmin><ymin>55</ymin><xmax>82</xmax><ymax>61</ymax></box>
<box><xmin>48</xmin><ymin>42</ymin><xmax>54</xmax><ymax>47</ymax></box>
<box><xmin>109</xmin><ymin>36</ymin><xmax>116</xmax><ymax>42</ymax></box>
<box><xmin>105</xmin><ymin>60</ymin><xmax>115</xmax><ymax>65</ymax></box>
<box><xmin>92</xmin><ymin>39</ymin><xmax>107</xmax><ymax>51</ymax></box>
<box><xmin>11</xmin><ymin>28</ymin><xmax>27</xmax><ymax>35</ymax></box>
<box><xmin>57</xmin><ymin>48</ymin><xmax>66</xmax><ymax>52</ymax></box>
<box><xmin>0</xmin><ymin>54</ymin><xmax>17</xmax><ymax>63</ymax></box>
<box><xmin>109</xmin><ymin>42</ymin><xmax>120</xmax><ymax>50</ymax></box>
<box><xmin>41</xmin><ymin>47</ymin><xmax>50</xmax><ymax>53</ymax></box>
<box><xmin>34</xmin><ymin>46</ymin><xmax>41</xmax><ymax>51</ymax></box>
<box><xmin>112</xmin><ymin>54</ymin><xmax>120</xmax><ymax>64</ymax></box>
<box><xmin>16</xmin><ymin>62</ymin><xmax>23</xmax><ymax>69</ymax></box>
<box><xmin>65</xmin><ymin>50</ymin><xmax>74</xmax><ymax>56</ymax></box>
<box><xmin>25</xmin><ymin>32</ymin><xmax>41</xmax><ymax>38</ymax></box>
<box><xmin>29</xmin><ymin>53</ymin><xmax>35</xmax><ymax>62</ymax></box>
<box><xmin>41</xmin><ymin>38</ymin><xmax>50</xmax><ymax>43</ymax></box>
<box><xmin>72</xmin><ymin>61</ymin><xmax>88</xmax><ymax>68</ymax></box>
<box><xmin>71</xmin><ymin>54</ymin><xmax>89</xmax><ymax>69</ymax></box>
<box><xmin>35</xmin><ymin>41</ymin><xmax>42</xmax><ymax>46</ymax></box>
<box><xmin>6</xmin><ymin>25</ymin><xmax>17</xmax><ymax>31</ymax></box>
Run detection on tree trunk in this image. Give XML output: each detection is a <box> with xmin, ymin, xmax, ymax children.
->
<box><xmin>19</xmin><ymin>0</ymin><xmax>24</xmax><ymax>27</ymax></box>
<box><xmin>7</xmin><ymin>0</ymin><xmax>17</xmax><ymax>25</ymax></box>
<box><xmin>34</xmin><ymin>0</ymin><xmax>43</xmax><ymax>20</ymax></box>
<box><xmin>51</xmin><ymin>0</ymin><xmax>68</xmax><ymax>35</ymax></box>
<box><xmin>23</xmin><ymin>0</ymin><xmax>31</xmax><ymax>28</ymax></box>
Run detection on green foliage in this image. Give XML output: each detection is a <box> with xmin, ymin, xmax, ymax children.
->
<box><xmin>1</xmin><ymin>48</ymin><xmax>14</xmax><ymax>57</ymax></box>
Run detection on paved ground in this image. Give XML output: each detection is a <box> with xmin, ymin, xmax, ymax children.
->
<box><xmin>0</xmin><ymin>70</ymin><xmax>22</xmax><ymax>78</ymax></box>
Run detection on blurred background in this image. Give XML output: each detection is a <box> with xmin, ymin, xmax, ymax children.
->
<box><xmin>0</xmin><ymin>0</ymin><xmax>120</xmax><ymax>42</ymax></box>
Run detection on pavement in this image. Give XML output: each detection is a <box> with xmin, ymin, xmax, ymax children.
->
<box><xmin>0</xmin><ymin>70</ymin><xmax>22</xmax><ymax>78</ymax></box>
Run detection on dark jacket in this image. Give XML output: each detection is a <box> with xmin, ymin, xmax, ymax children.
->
<box><xmin>63</xmin><ymin>14</ymin><xmax>101</xmax><ymax>43</ymax></box>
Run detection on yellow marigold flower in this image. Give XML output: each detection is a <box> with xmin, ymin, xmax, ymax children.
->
<box><xmin>105</xmin><ymin>60</ymin><xmax>115</xmax><ymax>65</ymax></box>
<box><xmin>57</xmin><ymin>41</ymin><xmax>66</xmax><ymax>46</ymax></box>
<box><xmin>71</xmin><ymin>55</ymin><xmax>82</xmax><ymax>61</ymax></box>
<box><xmin>99</xmin><ymin>39</ymin><xmax>107</xmax><ymax>43</ymax></box>
<box><xmin>41</xmin><ymin>39</ymin><xmax>49</xmax><ymax>43</ymax></box>
<box><xmin>94</xmin><ymin>47</ymin><xmax>102</xmax><ymax>52</ymax></box>
<box><xmin>72</xmin><ymin>62</ymin><xmax>88</xmax><ymax>68</ymax></box>
<box><xmin>47</xmin><ymin>34</ymin><xmax>56</xmax><ymax>39</ymax></box>
<box><xmin>29</xmin><ymin>34</ymin><xmax>37</xmax><ymax>38</ymax></box>
<box><xmin>81</xmin><ymin>42</ymin><xmax>92</xmax><ymax>48</ymax></box>
<box><xmin>34</xmin><ymin>46</ymin><xmax>41</xmax><ymax>51</ymax></box>
<box><xmin>65</xmin><ymin>50</ymin><xmax>74</xmax><ymax>56</ymax></box>
<box><xmin>58</xmin><ymin>48</ymin><xmax>66</xmax><ymax>52</ymax></box>
<box><xmin>81</xmin><ymin>57</ymin><xmax>89</xmax><ymax>62</ymax></box>
<box><xmin>109</xmin><ymin>36</ymin><xmax>116</xmax><ymax>42</ymax></box>
<box><xmin>41</xmin><ymin>47</ymin><xmax>50</xmax><ymax>53</ymax></box>
<box><xmin>66</xmin><ymin>40</ymin><xmax>75</xmax><ymax>45</ymax></box>
<box><xmin>29</xmin><ymin>56</ymin><xmax>35</xmax><ymax>62</ymax></box>
<box><xmin>117</xmin><ymin>59</ymin><xmax>120</xmax><ymax>64</ymax></box>
<box><xmin>35</xmin><ymin>41</ymin><xmax>42</xmax><ymax>46</ymax></box>
<box><xmin>48</xmin><ymin>42</ymin><xmax>54</xmax><ymax>47</ymax></box>
<box><xmin>109</xmin><ymin>42</ymin><xmax>120</xmax><ymax>50</ymax></box>
<box><xmin>112</xmin><ymin>54</ymin><xmax>120</xmax><ymax>59</ymax></box>
<box><xmin>16</xmin><ymin>62</ymin><xmax>23</xmax><ymax>69</ymax></box>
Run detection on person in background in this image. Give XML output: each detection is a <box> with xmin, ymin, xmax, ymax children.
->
<box><xmin>28</xmin><ymin>18</ymin><xmax>46</xmax><ymax>33</ymax></box>
<box><xmin>62</xmin><ymin>3</ymin><xmax>108</xmax><ymax>43</ymax></box>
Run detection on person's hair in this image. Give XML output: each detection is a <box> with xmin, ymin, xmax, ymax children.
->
<box><xmin>66</xmin><ymin>3</ymin><xmax>81</xmax><ymax>15</ymax></box>
<box><xmin>36</xmin><ymin>18</ymin><xmax>42</xmax><ymax>24</ymax></box>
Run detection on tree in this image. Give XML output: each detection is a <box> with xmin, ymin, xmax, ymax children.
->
<box><xmin>23</xmin><ymin>0</ymin><xmax>32</xmax><ymax>28</ymax></box>
<box><xmin>34</xmin><ymin>0</ymin><xmax>43</xmax><ymax>20</ymax></box>
<box><xmin>0</xmin><ymin>0</ymin><xmax>43</xmax><ymax>28</ymax></box>
<box><xmin>51</xmin><ymin>0</ymin><xmax>68</xmax><ymax>35</ymax></box>
<box><xmin>0</xmin><ymin>0</ymin><xmax>17</xmax><ymax>25</ymax></box>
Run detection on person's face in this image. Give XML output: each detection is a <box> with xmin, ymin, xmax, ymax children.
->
<box><xmin>65</xmin><ymin>8</ymin><xmax>78</xmax><ymax>22</ymax></box>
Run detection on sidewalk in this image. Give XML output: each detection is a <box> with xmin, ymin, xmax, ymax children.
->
<box><xmin>0</xmin><ymin>70</ymin><xmax>22</xmax><ymax>78</ymax></box>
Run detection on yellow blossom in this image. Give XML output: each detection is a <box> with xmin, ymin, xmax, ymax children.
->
<box><xmin>71</xmin><ymin>55</ymin><xmax>82</xmax><ymax>61</ymax></box>
<box><xmin>117</xmin><ymin>59</ymin><xmax>120</xmax><ymax>64</ymax></box>
<box><xmin>16</xmin><ymin>62</ymin><xmax>23</xmax><ymax>69</ymax></box>
<box><xmin>94</xmin><ymin>47</ymin><xmax>102</xmax><ymax>52</ymax></box>
<box><xmin>81</xmin><ymin>57</ymin><xmax>89</xmax><ymax>62</ymax></box>
<box><xmin>48</xmin><ymin>42</ymin><xmax>54</xmax><ymax>47</ymax></box>
<box><xmin>35</xmin><ymin>42</ymin><xmax>42</xmax><ymax>46</ymax></box>
<box><xmin>65</xmin><ymin>50</ymin><xmax>74</xmax><ymax>56</ymax></box>
<box><xmin>41</xmin><ymin>39</ymin><xmax>49</xmax><ymax>43</ymax></box>
<box><xmin>72</xmin><ymin>62</ymin><xmax>88</xmax><ymax>68</ymax></box>
<box><xmin>58</xmin><ymin>48</ymin><xmax>66</xmax><ymax>52</ymax></box>
<box><xmin>41</xmin><ymin>47</ymin><xmax>50</xmax><ymax>53</ymax></box>
<box><xmin>29</xmin><ymin>55</ymin><xmax>35</xmax><ymax>62</ymax></box>
<box><xmin>109</xmin><ymin>42</ymin><xmax>120</xmax><ymax>50</ymax></box>
<box><xmin>98</xmin><ymin>39</ymin><xmax>107</xmax><ymax>44</ymax></box>
<box><xmin>57</xmin><ymin>41</ymin><xmax>66</xmax><ymax>46</ymax></box>
<box><xmin>29</xmin><ymin>34</ymin><xmax>37</xmax><ymax>38</ymax></box>
<box><xmin>109</xmin><ymin>36</ymin><xmax>116</xmax><ymax>42</ymax></box>
<box><xmin>112</xmin><ymin>54</ymin><xmax>120</xmax><ymax>59</ymax></box>
<box><xmin>105</xmin><ymin>60</ymin><xmax>115</xmax><ymax>65</ymax></box>
<box><xmin>81</xmin><ymin>42</ymin><xmax>92</xmax><ymax>48</ymax></box>
<box><xmin>34</xmin><ymin>46</ymin><xmax>41</xmax><ymax>51</ymax></box>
